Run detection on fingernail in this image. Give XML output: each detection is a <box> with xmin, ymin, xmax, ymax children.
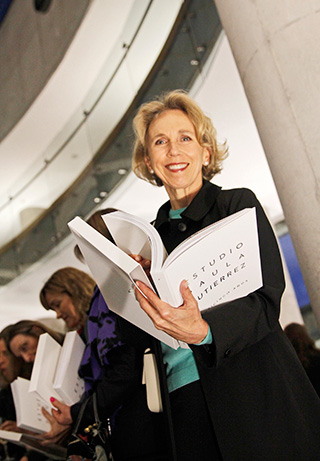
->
<box><xmin>50</xmin><ymin>397</ymin><xmax>55</xmax><ymax>403</ymax></box>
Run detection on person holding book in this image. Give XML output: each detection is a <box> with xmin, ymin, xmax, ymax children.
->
<box><xmin>0</xmin><ymin>327</ymin><xmax>47</xmax><ymax>461</ymax></box>
<box><xmin>39</xmin><ymin>217</ymin><xmax>169</xmax><ymax>460</ymax></box>
<box><xmin>40</xmin><ymin>267</ymin><xmax>96</xmax><ymax>334</ymax></box>
<box><xmin>116</xmin><ymin>89</ymin><xmax>320</xmax><ymax>460</ymax></box>
<box><xmin>6</xmin><ymin>320</ymin><xmax>64</xmax><ymax>364</ymax></box>
<box><xmin>0</xmin><ymin>329</ymin><xmax>26</xmax><ymax>461</ymax></box>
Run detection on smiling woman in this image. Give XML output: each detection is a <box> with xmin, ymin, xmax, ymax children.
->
<box><xmin>124</xmin><ymin>89</ymin><xmax>320</xmax><ymax>460</ymax></box>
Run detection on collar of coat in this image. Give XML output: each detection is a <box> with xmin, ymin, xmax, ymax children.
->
<box><xmin>154</xmin><ymin>180</ymin><xmax>222</xmax><ymax>227</ymax></box>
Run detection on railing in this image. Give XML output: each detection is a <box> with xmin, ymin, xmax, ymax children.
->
<box><xmin>0</xmin><ymin>0</ymin><xmax>222</xmax><ymax>285</ymax></box>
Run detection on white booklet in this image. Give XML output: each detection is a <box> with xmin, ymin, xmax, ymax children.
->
<box><xmin>28</xmin><ymin>333</ymin><xmax>61</xmax><ymax>403</ymax></box>
<box><xmin>0</xmin><ymin>430</ymin><xmax>67</xmax><ymax>459</ymax></box>
<box><xmin>68</xmin><ymin>207</ymin><xmax>262</xmax><ymax>349</ymax></box>
<box><xmin>29</xmin><ymin>332</ymin><xmax>85</xmax><ymax>406</ymax></box>
<box><xmin>53</xmin><ymin>330</ymin><xmax>85</xmax><ymax>405</ymax></box>
<box><xmin>11</xmin><ymin>377</ymin><xmax>51</xmax><ymax>434</ymax></box>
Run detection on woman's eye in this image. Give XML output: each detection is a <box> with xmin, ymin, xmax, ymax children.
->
<box><xmin>181</xmin><ymin>135</ymin><xmax>191</xmax><ymax>142</ymax></box>
<box><xmin>155</xmin><ymin>138</ymin><xmax>166</xmax><ymax>145</ymax></box>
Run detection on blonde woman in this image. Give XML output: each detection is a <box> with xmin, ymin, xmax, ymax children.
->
<box><xmin>123</xmin><ymin>89</ymin><xmax>320</xmax><ymax>460</ymax></box>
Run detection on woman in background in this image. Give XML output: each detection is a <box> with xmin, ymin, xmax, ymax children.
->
<box><xmin>40</xmin><ymin>267</ymin><xmax>96</xmax><ymax>334</ymax></box>
<box><xmin>0</xmin><ymin>324</ymin><xmax>63</xmax><ymax>460</ymax></box>
<box><xmin>284</xmin><ymin>322</ymin><xmax>320</xmax><ymax>397</ymax></box>
<box><xmin>40</xmin><ymin>212</ymin><xmax>169</xmax><ymax>460</ymax></box>
<box><xmin>0</xmin><ymin>328</ymin><xmax>27</xmax><ymax>460</ymax></box>
<box><xmin>7</xmin><ymin>320</ymin><xmax>64</xmax><ymax>364</ymax></box>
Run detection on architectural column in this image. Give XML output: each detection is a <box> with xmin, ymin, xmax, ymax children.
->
<box><xmin>213</xmin><ymin>0</ymin><xmax>320</xmax><ymax>325</ymax></box>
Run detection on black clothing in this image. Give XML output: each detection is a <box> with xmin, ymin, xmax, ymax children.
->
<box><xmin>70</xmin><ymin>339</ymin><xmax>168</xmax><ymax>460</ymax></box>
<box><xmin>119</xmin><ymin>181</ymin><xmax>320</xmax><ymax>460</ymax></box>
<box><xmin>305</xmin><ymin>354</ymin><xmax>320</xmax><ymax>397</ymax></box>
<box><xmin>0</xmin><ymin>387</ymin><xmax>26</xmax><ymax>461</ymax></box>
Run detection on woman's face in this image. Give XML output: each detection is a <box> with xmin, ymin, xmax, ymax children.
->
<box><xmin>145</xmin><ymin>109</ymin><xmax>210</xmax><ymax>208</ymax></box>
<box><xmin>0</xmin><ymin>339</ymin><xmax>20</xmax><ymax>382</ymax></box>
<box><xmin>10</xmin><ymin>334</ymin><xmax>38</xmax><ymax>363</ymax></box>
<box><xmin>45</xmin><ymin>291</ymin><xmax>81</xmax><ymax>330</ymax></box>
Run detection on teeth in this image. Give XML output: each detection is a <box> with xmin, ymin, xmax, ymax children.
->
<box><xmin>167</xmin><ymin>163</ymin><xmax>187</xmax><ymax>170</ymax></box>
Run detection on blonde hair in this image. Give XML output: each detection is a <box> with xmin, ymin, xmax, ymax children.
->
<box><xmin>132</xmin><ymin>89</ymin><xmax>228</xmax><ymax>186</ymax></box>
<box><xmin>39</xmin><ymin>267</ymin><xmax>96</xmax><ymax>330</ymax></box>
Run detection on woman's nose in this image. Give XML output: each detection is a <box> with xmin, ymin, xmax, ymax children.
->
<box><xmin>168</xmin><ymin>141</ymin><xmax>179</xmax><ymax>156</ymax></box>
<box><xmin>22</xmin><ymin>353</ymin><xmax>33</xmax><ymax>363</ymax></box>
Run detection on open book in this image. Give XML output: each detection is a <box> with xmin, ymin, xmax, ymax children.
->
<box><xmin>29</xmin><ymin>331</ymin><xmax>85</xmax><ymax>406</ymax></box>
<box><xmin>68</xmin><ymin>207</ymin><xmax>262</xmax><ymax>349</ymax></box>
<box><xmin>0</xmin><ymin>430</ymin><xmax>67</xmax><ymax>459</ymax></box>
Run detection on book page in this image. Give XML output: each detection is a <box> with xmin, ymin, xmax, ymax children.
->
<box><xmin>103</xmin><ymin>211</ymin><xmax>167</xmax><ymax>275</ymax></box>
<box><xmin>154</xmin><ymin>208</ymin><xmax>263</xmax><ymax>308</ymax></box>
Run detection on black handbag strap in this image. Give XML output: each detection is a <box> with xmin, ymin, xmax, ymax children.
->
<box><xmin>72</xmin><ymin>395</ymin><xmax>91</xmax><ymax>436</ymax></box>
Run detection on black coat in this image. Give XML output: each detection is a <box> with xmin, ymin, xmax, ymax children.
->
<box><xmin>120</xmin><ymin>180</ymin><xmax>320</xmax><ymax>460</ymax></box>
<box><xmin>70</xmin><ymin>340</ymin><xmax>168</xmax><ymax>460</ymax></box>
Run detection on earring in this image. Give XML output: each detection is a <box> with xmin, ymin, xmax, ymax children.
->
<box><xmin>149</xmin><ymin>168</ymin><xmax>154</xmax><ymax>174</ymax></box>
<box><xmin>203</xmin><ymin>161</ymin><xmax>209</xmax><ymax>166</ymax></box>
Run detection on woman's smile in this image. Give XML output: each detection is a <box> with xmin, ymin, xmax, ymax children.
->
<box><xmin>166</xmin><ymin>162</ymin><xmax>189</xmax><ymax>172</ymax></box>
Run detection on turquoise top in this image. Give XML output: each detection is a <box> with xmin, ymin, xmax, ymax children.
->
<box><xmin>161</xmin><ymin>207</ymin><xmax>213</xmax><ymax>393</ymax></box>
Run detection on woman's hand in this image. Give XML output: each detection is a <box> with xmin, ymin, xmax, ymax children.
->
<box><xmin>40</xmin><ymin>399</ymin><xmax>72</xmax><ymax>445</ymax></box>
<box><xmin>130</xmin><ymin>254</ymin><xmax>151</xmax><ymax>278</ymax></box>
<box><xmin>0</xmin><ymin>420</ymin><xmax>20</xmax><ymax>432</ymax></box>
<box><xmin>49</xmin><ymin>398</ymin><xmax>72</xmax><ymax>425</ymax></box>
<box><xmin>135</xmin><ymin>279</ymin><xmax>209</xmax><ymax>344</ymax></box>
<box><xmin>0</xmin><ymin>420</ymin><xmax>39</xmax><ymax>436</ymax></box>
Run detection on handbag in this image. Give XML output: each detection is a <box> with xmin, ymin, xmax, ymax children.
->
<box><xmin>67</xmin><ymin>393</ymin><xmax>113</xmax><ymax>461</ymax></box>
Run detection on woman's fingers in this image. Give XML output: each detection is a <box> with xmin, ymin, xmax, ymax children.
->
<box><xmin>0</xmin><ymin>420</ymin><xmax>19</xmax><ymax>432</ymax></box>
<box><xmin>50</xmin><ymin>398</ymin><xmax>72</xmax><ymax>425</ymax></box>
<box><xmin>135</xmin><ymin>280</ymin><xmax>209</xmax><ymax>344</ymax></box>
<box><xmin>41</xmin><ymin>406</ymin><xmax>54</xmax><ymax>423</ymax></box>
<box><xmin>40</xmin><ymin>406</ymin><xmax>71</xmax><ymax>445</ymax></box>
<box><xmin>130</xmin><ymin>254</ymin><xmax>151</xmax><ymax>278</ymax></box>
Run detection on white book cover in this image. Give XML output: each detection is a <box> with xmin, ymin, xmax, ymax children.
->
<box><xmin>68</xmin><ymin>208</ymin><xmax>262</xmax><ymax>349</ymax></box>
<box><xmin>11</xmin><ymin>378</ymin><xmax>51</xmax><ymax>434</ymax></box>
<box><xmin>68</xmin><ymin>217</ymin><xmax>179</xmax><ymax>349</ymax></box>
<box><xmin>29</xmin><ymin>333</ymin><xmax>61</xmax><ymax>403</ymax></box>
<box><xmin>53</xmin><ymin>331</ymin><xmax>85</xmax><ymax>405</ymax></box>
